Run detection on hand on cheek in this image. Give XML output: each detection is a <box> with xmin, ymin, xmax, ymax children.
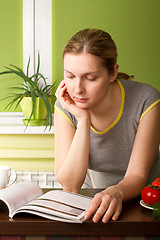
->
<box><xmin>55</xmin><ymin>80</ymin><xmax>66</xmax><ymax>99</ymax></box>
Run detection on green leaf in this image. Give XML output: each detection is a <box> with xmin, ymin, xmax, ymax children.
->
<box><xmin>0</xmin><ymin>70</ymin><xmax>13</xmax><ymax>75</ymax></box>
<box><xmin>31</xmin><ymin>72</ymin><xmax>48</xmax><ymax>87</ymax></box>
<box><xmin>10</xmin><ymin>64</ymin><xmax>24</xmax><ymax>74</ymax></box>
<box><xmin>3</xmin><ymin>66</ymin><xmax>35</xmax><ymax>89</ymax></box>
<box><xmin>3</xmin><ymin>94</ymin><xmax>23</xmax><ymax>109</ymax></box>
<box><xmin>36</xmin><ymin>91</ymin><xmax>52</xmax><ymax>129</ymax></box>
<box><xmin>15</xmin><ymin>97</ymin><xmax>23</xmax><ymax>109</ymax></box>
<box><xmin>27</xmin><ymin>56</ymin><xmax>31</xmax><ymax>77</ymax></box>
<box><xmin>8</xmin><ymin>86</ymin><xmax>24</xmax><ymax>91</ymax></box>
<box><xmin>43</xmin><ymin>84</ymin><xmax>55</xmax><ymax>94</ymax></box>
<box><xmin>36</xmin><ymin>52</ymin><xmax>40</xmax><ymax>75</ymax></box>
<box><xmin>152</xmin><ymin>201</ymin><xmax>160</xmax><ymax>221</ymax></box>
<box><xmin>30</xmin><ymin>92</ymin><xmax>37</xmax><ymax>119</ymax></box>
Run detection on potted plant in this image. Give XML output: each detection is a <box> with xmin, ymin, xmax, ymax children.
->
<box><xmin>0</xmin><ymin>53</ymin><xmax>55</xmax><ymax>130</ymax></box>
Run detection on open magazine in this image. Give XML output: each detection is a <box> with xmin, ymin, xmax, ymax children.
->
<box><xmin>0</xmin><ymin>182</ymin><xmax>92</xmax><ymax>223</ymax></box>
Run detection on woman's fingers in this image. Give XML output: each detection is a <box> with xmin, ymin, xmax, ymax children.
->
<box><xmin>102</xmin><ymin>198</ymin><xmax>122</xmax><ymax>223</ymax></box>
<box><xmin>112</xmin><ymin>202</ymin><xmax>122</xmax><ymax>221</ymax></box>
<box><xmin>85</xmin><ymin>193</ymin><xmax>102</xmax><ymax>220</ymax></box>
<box><xmin>85</xmin><ymin>188</ymin><xmax>123</xmax><ymax>223</ymax></box>
<box><xmin>85</xmin><ymin>192</ymin><xmax>111</xmax><ymax>222</ymax></box>
<box><xmin>92</xmin><ymin>198</ymin><xmax>110</xmax><ymax>223</ymax></box>
<box><xmin>55</xmin><ymin>80</ymin><xmax>73</xmax><ymax>111</ymax></box>
<box><xmin>55</xmin><ymin>80</ymin><xmax>66</xmax><ymax>99</ymax></box>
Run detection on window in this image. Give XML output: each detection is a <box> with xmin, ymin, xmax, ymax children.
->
<box><xmin>0</xmin><ymin>0</ymin><xmax>53</xmax><ymax>134</ymax></box>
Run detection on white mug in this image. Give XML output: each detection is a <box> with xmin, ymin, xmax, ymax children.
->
<box><xmin>0</xmin><ymin>166</ymin><xmax>17</xmax><ymax>189</ymax></box>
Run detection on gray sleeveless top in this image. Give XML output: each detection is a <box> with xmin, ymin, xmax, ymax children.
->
<box><xmin>55</xmin><ymin>80</ymin><xmax>160</xmax><ymax>188</ymax></box>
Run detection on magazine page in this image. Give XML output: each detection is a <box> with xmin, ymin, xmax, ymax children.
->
<box><xmin>0</xmin><ymin>182</ymin><xmax>43</xmax><ymax>217</ymax></box>
<box><xmin>11</xmin><ymin>190</ymin><xmax>92</xmax><ymax>223</ymax></box>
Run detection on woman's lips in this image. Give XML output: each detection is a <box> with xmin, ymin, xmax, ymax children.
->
<box><xmin>74</xmin><ymin>97</ymin><xmax>88</xmax><ymax>103</ymax></box>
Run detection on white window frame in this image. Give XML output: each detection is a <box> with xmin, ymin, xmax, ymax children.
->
<box><xmin>23</xmin><ymin>0</ymin><xmax>52</xmax><ymax>84</ymax></box>
<box><xmin>0</xmin><ymin>0</ymin><xmax>53</xmax><ymax>134</ymax></box>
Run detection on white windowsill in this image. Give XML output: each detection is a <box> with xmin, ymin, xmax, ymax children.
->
<box><xmin>0</xmin><ymin>112</ymin><xmax>54</xmax><ymax>134</ymax></box>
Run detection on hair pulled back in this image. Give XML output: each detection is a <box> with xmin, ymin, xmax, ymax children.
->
<box><xmin>63</xmin><ymin>29</ymin><xmax>133</xmax><ymax>80</ymax></box>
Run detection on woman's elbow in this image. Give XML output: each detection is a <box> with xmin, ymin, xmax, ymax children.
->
<box><xmin>55</xmin><ymin>172</ymin><xmax>81</xmax><ymax>193</ymax></box>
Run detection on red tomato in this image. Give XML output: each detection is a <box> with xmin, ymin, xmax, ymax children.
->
<box><xmin>152</xmin><ymin>177</ymin><xmax>160</xmax><ymax>189</ymax></box>
<box><xmin>141</xmin><ymin>186</ymin><xmax>160</xmax><ymax>205</ymax></box>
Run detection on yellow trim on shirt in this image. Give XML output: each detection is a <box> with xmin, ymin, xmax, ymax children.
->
<box><xmin>91</xmin><ymin>80</ymin><xmax>125</xmax><ymax>135</ymax></box>
<box><xmin>54</xmin><ymin>106</ymin><xmax>75</xmax><ymax>128</ymax></box>
<box><xmin>139</xmin><ymin>98</ymin><xmax>160</xmax><ymax>121</ymax></box>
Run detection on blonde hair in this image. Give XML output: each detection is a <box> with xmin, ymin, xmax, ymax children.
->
<box><xmin>63</xmin><ymin>29</ymin><xmax>134</xmax><ymax>80</ymax></box>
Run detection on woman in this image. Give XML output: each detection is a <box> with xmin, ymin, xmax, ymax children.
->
<box><xmin>54</xmin><ymin>29</ymin><xmax>160</xmax><ymax>223</ymax></box>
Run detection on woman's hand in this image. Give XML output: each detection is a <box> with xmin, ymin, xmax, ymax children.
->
<box><xmin>55</xmin><ymin>80</ymin><xmax>74</xmax><ymax>110</ymax></box>
<box><xmin>55</xmin><ymin>80</ymin><xmax>90</xmax><ymax>121</ymax></box>
<box><xmin>85</xmin><ymin>186</ymin><xmax>123</xmax><ymax>223</ymax></box>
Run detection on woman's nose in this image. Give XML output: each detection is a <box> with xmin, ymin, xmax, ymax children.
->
<box><xmin>75</xmin><ymin>78</ymin><xmax>85</xmax><ymax>93</ymax></box>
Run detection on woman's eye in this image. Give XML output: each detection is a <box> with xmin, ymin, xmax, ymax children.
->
<box><xmin>86</xmin><ymin>76</ymin><xmax>97</xmax><ymax>81</ymax></box>
<box><xmin>67</xmin><ymin>75</ymin><xmax>75</xmax><ymax>79</ymax></box>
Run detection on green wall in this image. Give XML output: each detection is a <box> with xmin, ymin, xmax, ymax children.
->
<box><xmin>0</xmin><ymin>0</ymin><xmax>159</xmax><ymax>112</ymax></box>
<box><xmin>0</xmin><ymin>0</ymin><xmax>23</xmax><ymax>112</ymax></box>
<box><xmin>52</xmin><ymin>0</ymin><xmax>160</xmax><ymax>91</ymax></box>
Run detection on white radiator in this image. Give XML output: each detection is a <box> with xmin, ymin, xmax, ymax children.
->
<box><xmin>10</xmin><ymin>171</ymin><xmax>62</xmax><ymax>188</ymax></box>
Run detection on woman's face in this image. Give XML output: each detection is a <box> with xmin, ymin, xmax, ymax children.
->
<box><xmin>63</xmin><ymin>52</ymin><xmax>117</xmax><ymax>110</ymax></box>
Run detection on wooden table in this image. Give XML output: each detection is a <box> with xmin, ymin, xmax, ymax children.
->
<box><xmin>0</xmin><ymin>188</ymin><xmax>160</xmax><ymax>237</ymax></box>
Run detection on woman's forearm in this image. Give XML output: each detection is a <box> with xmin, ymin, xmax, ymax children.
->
<box><xmin>117</xmin><ymin>174</ymin><xmax>147</xmax><ymax>202</ymax></box>
<box><xmin>56</xmin><ymin>118</ymin><xmax>90</xmax><ymax>193</ymax></box>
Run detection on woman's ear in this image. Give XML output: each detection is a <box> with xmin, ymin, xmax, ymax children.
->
<box><xmin>110</xmin><ymin>64</ymin><xmax>119</xmax><ymax>82</ymax></box>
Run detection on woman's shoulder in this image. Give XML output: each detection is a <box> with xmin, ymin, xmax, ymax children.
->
<box><xmin>54</xmin><ymin>99</ymin><xmax>78</xmax><ymax>127</ymax></box>
<box><xmin>119</xmin><ymin>79</ymin><xmax>160</xmax><ymax>98</ymax></box>
<box><xmin>55</xmin><ymin>99</ymin><xmax>63</xmax><ymax>109</ymax></box>
<box><xmin>118</xmin><ymin>79</ymin><xmax>160</xmax><ymax>122</ymax></box>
